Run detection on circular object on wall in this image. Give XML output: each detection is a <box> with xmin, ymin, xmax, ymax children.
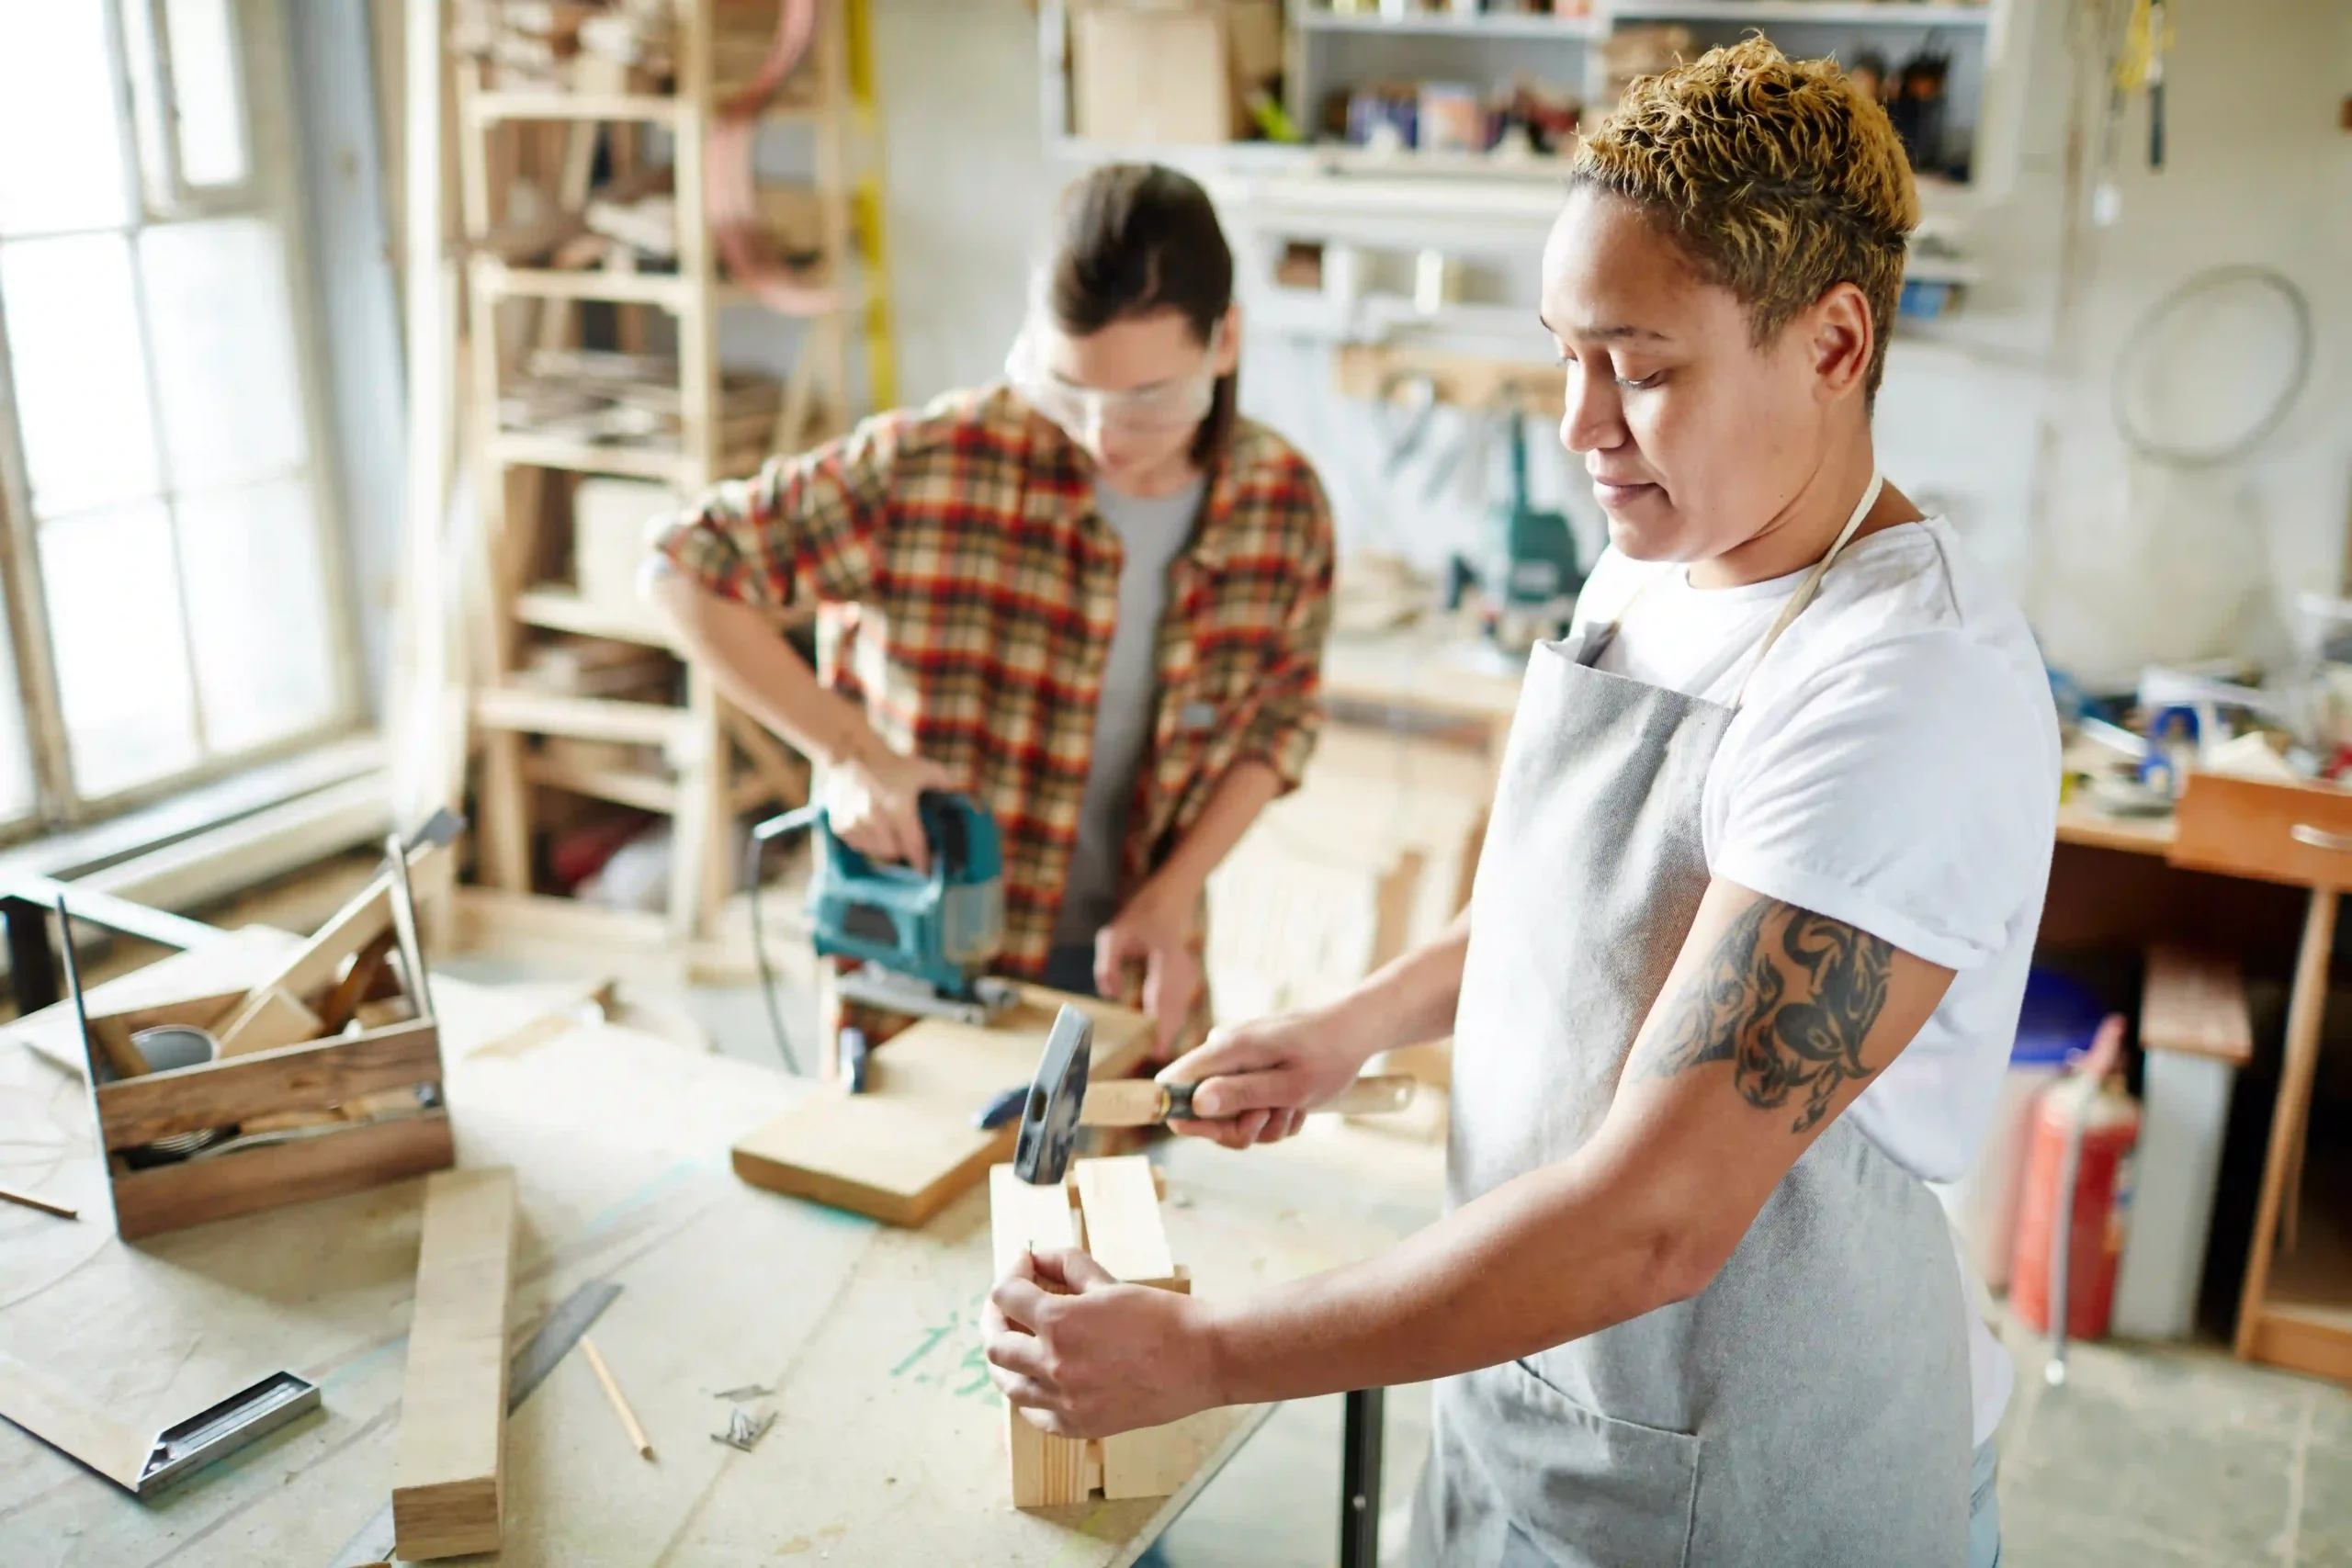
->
<box><xmin>2111</xmin><ymin>265</ymin><xmax>2312</xmax><ymax>469</ymax></box>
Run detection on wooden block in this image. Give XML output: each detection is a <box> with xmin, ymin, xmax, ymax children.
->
<box><xmin>1072</xmin><ymin>1156</ymin><xmax>1173</xmax><ymax>1285</ymax></box>
<box><xmin>1102</xmin><ymin>1415</ymin><xmax>1209</xmax><ymax>1502</ymax></box>
<box><xmin>109</xmin><ymin>1111</ymin><xmax>454</xmax><ymax>1240</ymax></box>
<box><xmin>730</xmin><ymin>989</ymin><xmax>1155</xmax><ymax>1227</ymax></box>
<box><xmin>211</xmin><ymin>987</ymin><xmax>325</xmax><ymax>1059</ymax></box>
<box><xmin>392</xmin><ymin>1167</ymin><xmax>518</xmax><ymax>1561</ymax></box>
<box><xmin>989</xmin><ymin>1163</ymin><xmax>1090</xmax><ymax>1508</ymax></box>
<box><xmin>733</xmin><ymin>1094</ymin><xmax>1009</xmax><ymax>1228</ymax></box>
<box><xmin>355</xmin><ymin>997</ymin><xmax>419</xmax><ymax>1031</ymax></box>
<box><xmin>2143</xmin><ymin>944</ymin><xmax>2254</xmax><ymax>1067</ymax></box>
<box><xmin>94</xmin><ymin>1019</ymin><xmax>443</xmax><ymax>1150</ymax></box>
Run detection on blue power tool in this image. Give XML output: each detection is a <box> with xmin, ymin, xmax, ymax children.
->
<box><xmin>752</xmin><ymin>791</ymin><xmax>1016</xmax><ymax>1031</ymax></box>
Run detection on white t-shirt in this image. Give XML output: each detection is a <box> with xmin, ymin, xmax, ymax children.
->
<box><xmin>1570</xmin><ymin>515</ymin><xmax>2059</xmax><ymax>1446</ymax></box>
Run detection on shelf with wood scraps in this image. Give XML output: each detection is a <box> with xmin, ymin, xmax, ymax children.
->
<box><xmin>467</xmin><ymin>91</ymin><xmax>684</xmax><ymax>125</ymax></box>
<box><xmin>522</xmin><ymin>752</ymin><xmax>681</xmax><ymax>816</ymax></box>
<box><xmin>489</xmin><ymin>432</ymin><xmax>695</xmax><ymax>485</ymax></box>
<box><xmin>472</xmin><ymin>687</ymin><xmax>691</xmax><ymax>750</ymax></box>
<box><xmin>1299</xmin><ymin>7</ymin><xmax>1595</xmax><ymax>39</ymax></box>
<box><xmin>513</xmin><ymin>587</ymin><xmax>676</xmax><ymax>648</ymax></box>
<box><xmin>477</xmin><ymin>262</ymin><xmax>863</xmax><ymax>319</ymax></box>
<box><xmin>522</xmin><ymin>743</ymin><xmax>799</xmax><ymax>818</ymax></box>
<box><xmin>1606</xmin><ymin>2</ymin><xmax>1992</xmax><ymax>25</ymax></box>
<box><xmin>473</xmin><ymin>258</ymin><xmax>700</xmax><ymax>309</ymax></box>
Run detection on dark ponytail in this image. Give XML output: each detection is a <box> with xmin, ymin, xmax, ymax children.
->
<box><xmin>1046</xmin><ymin>164</ymin><xmax>1238</xmax><ymax>468</ymax></box>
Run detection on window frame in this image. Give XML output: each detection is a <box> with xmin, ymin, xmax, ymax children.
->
<box><xmin>0</xmin><ymin>0</ymin><xmax>367</xmax><ymax>845</ymax></box>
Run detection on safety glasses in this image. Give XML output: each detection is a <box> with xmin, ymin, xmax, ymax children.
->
<box><xmin>1004</xmin><ymin>319</ymin><xmax>1223</xmax><ymax>435</ymax></box>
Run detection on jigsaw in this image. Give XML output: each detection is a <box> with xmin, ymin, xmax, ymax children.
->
<box><xmin>752</xmin><ymin>790</ymin><xmax>1018</xmax><ymax>1032</ymax></box>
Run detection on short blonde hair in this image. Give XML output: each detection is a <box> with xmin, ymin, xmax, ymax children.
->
<box><xmin>1572</xmin><ymin>37</ymin><xmax>1917</xmax><ymax>396</ymax></box>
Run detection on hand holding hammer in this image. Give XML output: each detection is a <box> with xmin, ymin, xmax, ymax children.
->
<box><xmin>1012</xmin><ymin>1007</ymin><xmax>1416</xmax><ymax>1185</ymax></box>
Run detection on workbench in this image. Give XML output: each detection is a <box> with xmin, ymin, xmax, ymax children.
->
<box><xmin>0</xmin><ymin>941</ymin><xmax>1441</xmax><ymax>1567</ymax></box>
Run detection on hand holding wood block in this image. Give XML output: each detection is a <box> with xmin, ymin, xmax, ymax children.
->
<box><xmin>988</xmin><ymin>1157</ymin><xmax>1199</xmax><ymax>1508</ymax></box>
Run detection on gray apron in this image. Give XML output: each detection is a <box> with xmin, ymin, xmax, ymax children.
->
<box><xmin>1411</xmin><ymin>477</ymin><xmax>1973</xmax><ymax>1568</ymax></box>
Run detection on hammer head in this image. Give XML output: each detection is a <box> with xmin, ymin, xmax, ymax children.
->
<box><xmin>1012</xmin><ymin>1006</ymin><xmax>1094</xmax><ymax>1186</ymax></box>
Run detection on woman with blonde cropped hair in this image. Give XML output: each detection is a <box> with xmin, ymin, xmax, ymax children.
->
<box><xmin>986</xmin><ymin>39</ymin><xmax>2053</xmax><ymax>1567</ymax></box>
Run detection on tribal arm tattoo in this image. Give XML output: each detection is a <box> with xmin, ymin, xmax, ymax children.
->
<box><xmin>1636</xmin><ymin>898</ymin><xmax>1894</xmax><ymax>1134</ymax></box>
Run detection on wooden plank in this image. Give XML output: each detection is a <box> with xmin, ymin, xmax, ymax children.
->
<box><xmin>732</xmin><ymin>991</ymin><xmax>1156</xmax><ymax>1226</ymax></box>
<box><xmin>523</xmin><ymin>750</ymin><xmax>683</xmax><ymax>815</ymax></box>
<box><xmin>732</xmin><ymin>1093</ymin><xmax>1007</xmax><ymax>1227</ymax></box>
<box><xmin>513</xmin><ymin>585</ymin><xmax>674</xmax><ymax>646</ymax></box>
<box><xmin>95</xmin><ymin>1020</ymin><xmax>443</xmax><ymax>1150</ymax></box>
<box><xmin>212</xmin><ymin>987</ymin><xmax>324</xmax><ymax>1059</ymax></box>
<box><xmin>989</xmin><ymin>1163</ymin><xmax>1089</xmax><ymax>1509</ymax></box>
<box><xmin>468</xmin><ymin>90</ymin><xmax>682</xmax><ymax>123</ymax></box>
<box><xmin>213</xmin><ymin>845</ymin><xmax>444</xmax><ymax>1055</ymax></box>
<box><xmin>1069</xmin><ymin>1156</ymin><xmax>1195</xmax><ymax>1501</ymax></box>
<box><xmin>2236</xmin><ymin>887</ymin><xmax>2336</xmax><ymax>1359</ymax></box>
<box><xmin>2248</xmin><ymin>1306</ymin><xmax>2352</xmax><ymax>1383</ymax></box>
<box><xmin>108</xmin><ymin>1111</ymin><xmax>455</xmax><ymax>1241</ymax></box>
<box><xmin>1072</xmin><ymin>1156</ymin><xmax>1173</xmax><ymax>1285</ymax></box>
<box><xmin>393</xmin><ymin>1167</ymin><xmax>519</xmax><ymax>1561</ymax></box>
<box><xmin>2141</xmin><ymin>944</ymin><xmax>2254</xmax><ymax>1066</ymax></box>
<box><xmin>0</xmin><ymin>1349</ymin><xmax>151</xmax><ymax>1490</ymax></box>
<box><xmin>1101</xmin><ymin>1407</ymin><xmax>1209</xmax><ymax>1504</ymax></box>
<box><xmin>472</xmin><ymin>685</ymin><xmax>691</xmax><ymax>747</ymax></box>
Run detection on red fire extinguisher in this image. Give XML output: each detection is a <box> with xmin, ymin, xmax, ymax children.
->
<box><xmin>2009</xmin><ymin>1013</ymin><xmax>2139</xmax><ymax>1381</ymax></box>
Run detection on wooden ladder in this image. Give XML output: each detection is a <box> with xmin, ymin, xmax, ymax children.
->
<box><xmin>450</xmin><ymin>0</ymin><xmax>862</xmax><ymax>947</ymax></box>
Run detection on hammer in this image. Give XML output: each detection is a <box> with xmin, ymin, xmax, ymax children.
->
<box><xmin>1007</xmin><ymin>1006</ymin><xmax>1418</xmax><ymax>1187</ymax></box>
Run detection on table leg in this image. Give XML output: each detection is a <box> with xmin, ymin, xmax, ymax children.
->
<box><xmin>1340</xmin><ymin>1386</ymin><xmax>1385</xmax><ymax>1568</ymax></box>
<box><xmin>2234</xmin><ymin>885</ymin><xmax>2336</xmax><ymax>1359</ymax></box>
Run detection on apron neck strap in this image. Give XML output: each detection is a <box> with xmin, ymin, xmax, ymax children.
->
<box><xmin>1729</xmin><ymin>468</ymin><xmax>1884</xmax><ymax>709</ymax></box>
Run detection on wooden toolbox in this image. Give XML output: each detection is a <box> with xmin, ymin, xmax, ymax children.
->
<box><xmin>60</xmin><ymin>845</ymin><xmax>455</xmax><ymax>1241</ymax></box>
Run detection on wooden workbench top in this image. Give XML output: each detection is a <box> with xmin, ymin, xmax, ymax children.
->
<box><xmin>0</xmin><ymin>968</ymin><xmax>1439</xmax><ymax>1567</ymax></box>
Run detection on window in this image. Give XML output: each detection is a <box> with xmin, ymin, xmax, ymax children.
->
<box><xmin>0</xmin><ymin>0</ymin><xmax>356</xmax><ymax>837</ymax></box>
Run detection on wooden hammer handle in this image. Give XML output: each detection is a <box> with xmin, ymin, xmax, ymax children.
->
<box><xmin>1079</xmin><ymin>1073</ymin><xmax>1417</xmax><ymax>1128</ymax></box>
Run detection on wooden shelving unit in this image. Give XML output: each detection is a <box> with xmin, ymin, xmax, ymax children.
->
<box><xmin>453</xmin><ymin>0</ymin><xmax>866</xmax><ymax>946</ymax></box>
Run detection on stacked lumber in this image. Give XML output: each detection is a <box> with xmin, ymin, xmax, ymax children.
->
<box><xmin>451</xmin><ymin>0</ymin><xmax>673</xmax><ymax>93</ymax></box>
<box><xmin>500</xmin><ymin>347</ymin><xmax>784</xmax><ymax>470</ymax></box>
<box><xmin>450</xmin><ymin>0</ymin><xmax>818</xmax><ymax>102</ymax></box>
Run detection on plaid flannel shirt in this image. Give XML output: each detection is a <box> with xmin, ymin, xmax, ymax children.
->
<box><xmin>651</xmin><ymin>382</ymin><xmax>1335</xmax><ymax>981</ymax></box>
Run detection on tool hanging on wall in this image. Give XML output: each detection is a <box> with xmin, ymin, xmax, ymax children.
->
<box><xmin>1445</xmin><ymin>399</ymin><xmax>1585</xmax><ymax>660</ymax></box>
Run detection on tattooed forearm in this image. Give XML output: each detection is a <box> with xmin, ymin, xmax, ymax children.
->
<box><xmin>1637</xmin><ymin>899</ymin><xmax>1893</xmax><ymax>1134</ymax></box>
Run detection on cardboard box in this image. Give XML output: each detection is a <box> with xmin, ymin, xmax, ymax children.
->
<box><xmin>1070</xmin><ymin>2</ymin><xmax>1281</xmax><ymax>146</ymax></box>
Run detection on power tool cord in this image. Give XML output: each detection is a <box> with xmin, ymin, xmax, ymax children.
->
<box><xmin>744</xmin><ymin>828</ymin><xmax>803</xmax><ymax>1077</ymax></box>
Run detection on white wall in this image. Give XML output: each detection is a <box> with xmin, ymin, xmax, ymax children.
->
<box><xmin>852</xmin><ymin>0</ymin><xmax>2352</xmax><ymax>687</ymax></box>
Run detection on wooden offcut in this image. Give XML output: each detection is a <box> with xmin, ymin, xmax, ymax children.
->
<box><xmin>392</xmin><ymin>1167</ymin><xmax>518</xmax><ymax>1561</ymax></box>
<box><xmin>730</xmin><ymin>989</ymin><xmax>1151</xmax><ymax>1226</ymax></box>
<box><xmin>209</xmin><ymin>987</ymin><xmax>323</xmax><ymax>1059</ymax></box>
<box><xmin>1071</xmin><ymin>1157</ymin><xmax>1173</xmax><ymax>1286</ymax></box>
<box><xmin>989</xmin><ymin>1163</ymin><xmax>1090</xmax><ymax>1508</ymax></box>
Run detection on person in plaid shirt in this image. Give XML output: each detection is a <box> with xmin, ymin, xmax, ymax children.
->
<box><xmin>645</xmin><ymin>164</ymin><xmax>1334</xmax><ymax>1059</ymax></box>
